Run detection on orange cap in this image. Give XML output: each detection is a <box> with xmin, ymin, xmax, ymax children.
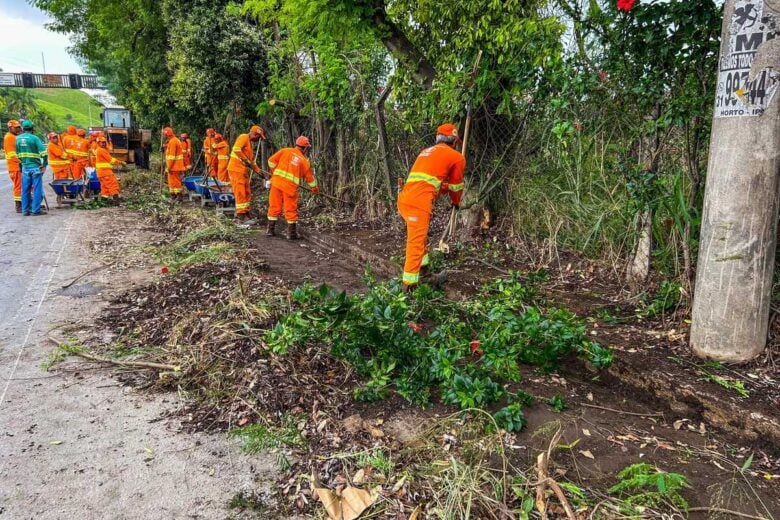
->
<box><xmin>7</xmin><ymin>119</ymin><xmax>20</xmax><ymax>128</ymax></box>
<box><xmin>76</xmin><ymin>128</ymin><xmax>86</xmax><ymax>136</ymax></box>
<box><xmin>250</xmin><ymin>125</ymin><xmax>266</xmax><ymax>139</ymax></box>
<box><xmin>67</xmin><ymin>125</ymin><xmax>76</xmax><ymax>134</ymax></box>
<box><xmin>295</xmin><ymin>135</ymin><xmax>311</xmax><ymax>148</ymax></box>
<box><xmin>163</xmin><ymin>127</ymin><xmax>174</xmax><ymax>137</ymax></box>
<box><xmin>436</xmin><ymin>123</ymin><xmax>459</xmax><ymax>137</ymax></box>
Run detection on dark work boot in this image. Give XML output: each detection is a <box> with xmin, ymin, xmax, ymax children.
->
<box><xmin>401</xmin><ymin>283</ymin><xmax>416</xmax><ymax>294</ymax></box>
<box><xmin>421</xmin><ymin>270</ymin><xmax>448</xmax><ymax>289</ymax></box>
<box><xmin>286</xmin><ymin>222</ymin><xmax>298</xmax><ymax>240</ymax></box>
<box><xmin>15</xmin><ymin>201</ymin><xmax>22</xmax><ymax>213</ymax></box>
<box><xmin>266</xmin><ymin>220</ymin><xmax>276</xmax><ymax>237</ymax></box>
<box><xmin>112</xmin><ymin>195</ymin><xmax>121</xmax><ymax>206</ymax></box>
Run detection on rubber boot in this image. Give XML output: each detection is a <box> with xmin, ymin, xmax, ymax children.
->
<box><xmin>112</xmin><ymin>195</ymin><xmax>121</xmax><ymax>206</ymax></box>
<box><xmin>15</xmin><ymin>201</ymin><xmax>21</xmax><ymax>214</ymax></box>
<box><xmin>286</xmin><ymin>222</ymin><xmax>299</xmax><ymax>240</ymax></box>
<box><xmin>401</xmin><ymin>283</ymin><xmax>416</xmax><ymax>294</ymax></box>
<box><xmin>421</xmin><ymin>270</ymin><xmax>448</xmax><ymax>289</ymax></box>
<box><xmin>266</xmin><ymin>220</ymin><xmax>276</xmax><ymax>237</ymax></box>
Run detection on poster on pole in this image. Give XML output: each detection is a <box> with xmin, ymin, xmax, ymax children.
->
<box><xmin>715</xmin><ymin>0</ymin><xmax>780</xmax><ymax>117</ymax></box>
<box><xmin>0</xmin><ymin>73</ymin><xmax>15</xmax><ymax>87</ymax></box>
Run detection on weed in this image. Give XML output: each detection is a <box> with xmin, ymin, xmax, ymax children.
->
<box><xmin>636</xmin><ymin>280</ymin><xmax>684</xmax><ymax>318</ymax></box>
<box><xmin>41</xmin><ymin>337</ymin><xmax>85</xmax><ymax>370</ymax></box>
<box><xmin>548</xmin><ymin>393</ymin><xmax>567</xmax><ymax>412</ymax></box>
<box><xmin>228</xmin><ymin>415</ymin><xmax>306</xmax><ymax>454</ymax></box>
<box><xmin>608</xmin><ymin>463</ymin><xmax>690</xmax><ymax>512</ymax></box>
<box><xmin>705</xmin><ymin>374</ymin><xmax>750</xmax><ymax>398</ymax></box>
<box><xmin>356</xmin><ymin>448</ymin><xmax>394</xmax><ymax>474</ymax></box>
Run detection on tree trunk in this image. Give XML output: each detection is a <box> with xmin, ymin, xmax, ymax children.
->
<box><xmin>625</xmin><ymin>105</ymin><xmax>661</xmax><ymax>290</ymax></box>
<box><xmin>375</xmin><ymin>85</ymin><xmax>395</xmax><ymax>209</ymax></box>
<box><xmin>371</xmin><ymin>1</ymin><xmax>435</xmax><ymax>88</ymax></box>
<box><xmin>335</xmin><ymin>124</ymin><xmax>348</xmax><ymax>200</ymax></box>
<box><xmin>691</xmin><ymin>0</ymin><xmax>780</xmax><ymax>362</ymax></box>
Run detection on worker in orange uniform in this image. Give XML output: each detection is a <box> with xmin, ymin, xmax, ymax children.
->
<box><xmin>62</xmin><ymin>126</ymin><xmax>78</xmax><ymax>178</ymax></box>
<box><xmin>202</xmin><ymin>128</ymin><xmax>217</xmax><ymax>177</ymax></box>
<box><xmin>265</xmin><ymin>135</ymin><xmax>319</xmax><ymax>240</ymax></box>
<box><xmin>397</xmin><ymin>123</ymin><xmax>465</xmax><ymax>292</ymax></box>
<box><xmin>87</xmin><ymin>131</ymin><xmax>100</xmax><ymax>168</ymax></box>
<box><xmin>4</xmin><ymin>119</ymin><xmax>23</xmax><ymax>212</ymax></box>
<box><xmin>227</xmin><ymin>125</ymin><xmax>265</xmax><ymax>222</ymax></box>
<box><xmin>213</xmin><ymin>133</ymin><xmax>230</xmax><ymax>184</ymax></box>
<box><xmin>180</xmin><ymin>133</ymin><xmax>192</xmax><ymax>169</ymax></box>
<box><xmin>69</xmin><ymin>128</ymin><xmax>90</xmax><ymax>179</ymax></box>
<box><xmin>47</xmin><ymin>133</ymin><xmax>72</xmax><ymax>180</ymax></box>
<box><xmin>163</xmin><ymin>127</ymin><xmax>187</xmax><ymax>200</ymax></box>
<box><xmin>95</xmin><ymin>136</ymin><xmax>125</xmax><ymax>204</ymax></box>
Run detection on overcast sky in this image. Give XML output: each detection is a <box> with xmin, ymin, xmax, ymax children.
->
<box><xmin>0</xmin><ymin>0</ymin><xmax>84</xmax><ymax>74</ymax></box>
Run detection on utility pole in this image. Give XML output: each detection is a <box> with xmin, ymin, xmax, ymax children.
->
<box><xmin>690</xmin><ymin>0</ymin><xmax>780</xmax><ymax>362</ymax></box>
<box><xmin>41</xmin><ymin>52</ymin><xmax>46</xmax><ymax>74</ymax></box>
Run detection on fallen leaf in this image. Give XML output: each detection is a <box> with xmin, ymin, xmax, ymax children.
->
<box><xmin>409</xmin><ymin>505</ymin><xmax>422</xmax><ymax>520</ymax></box>
<box><xmin>673</xmin><ymin>419</ymin><xmax>685</xmax><ymax>430</ymax></box>
<box><xmin>145</xmin><ymin>447</ymin><xmax>154</xmax><ymax>454</ymax></box>
<box><xmin>49</xmin><ymin>440</ymin><xmax>63</xmax><ymax>445</ymax></box>
<box><xmin>353</xmin><ymin>468</ymin><xmax>366</xmax><ymax>485</ymax></box>
<box><xmin>313</xmin><ymin>486</ymin><xmax>341</xmax><ymax>520</ymax></box>
<box><xmin>237</xmin><ymin>417</ymin><xmax>249</xmax><ymax>426</ymax></box>
<box><xmin>579</xmin><ymin>450</ymin><xmax>595</xmax><ymax>460</ymax></box>
<box><xmin>586</xmin><ymin>392</ymin><xmax>594</xmax><ymax>402</ymax></box>
<box><xmin>582</xmin><ymin>429</ymin><xmax>591</xmax><ymax>437</ymax></box>
<box><xmin>341</xmin><ymin>486</ymin><xmax>380</xmax><ymax>520</ymax></box>
<box><xmin>392</xmin><ymin>475</ymin><xmax>407</xmax><ymax>494</ymax></box>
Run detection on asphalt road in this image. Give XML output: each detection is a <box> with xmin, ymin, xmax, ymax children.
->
<box><xmin>0</xmin><ymin>160</ymin><xmax>275</xmax><ymax>519</ymax></box>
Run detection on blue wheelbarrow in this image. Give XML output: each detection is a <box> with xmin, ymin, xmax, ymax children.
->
<box><xmin>87</xmin><ymin>168</ymin><xmax>101</xmax><ymax>196</ymax></box>
<box><xmin>184</xmin><ymin>175</ymin><xmax>204</xmax><ymax>201</ymax></box>
<box><xmin>196</xmin><ymin>177</ymin><xmax>223</xmax><ymax>206</ymax></box>
<box><xmin>50</xmin><ymin>179</ymin><xmax>86</xmax><ymax>207</ymax></box>
<box><xmin>209</xmin><ymin>186</ymin><xmax>235</xmax><ymax>215</ymax></box>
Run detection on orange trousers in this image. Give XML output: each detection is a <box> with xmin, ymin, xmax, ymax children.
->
<box><xmin>98</xmin><ymin>171</ymin><xmax>120</xmax><ymax>197</ymax></box>
<box><xmin>167</xmin><ymin>170</ymin><xmax>184</xmax><ymax>194</ymax></box>
<box><xmin>217</xmin><ymin>165</ymin><xmax>230</xmax><ymax>183</ymax></box>
<box><xmin>8</xmin><ymin>168</ymin><xmax>21</xmax><ymax>202</ymax></box>
<box><xmin>53</xmin><ymin>167</ymin><xmax>71</xmax><ymax>180</ymax></box>
<box><xmin>228</xmin><ymin>169</ymin><xmax>251</xmax><ymax>214</ymax></box>
<box><xmin>397</xmin><ymin>200</ymin><xmax>432</xmax><ymax>285</ymax></box>
<box><xmin>71</xmin><ymin>160</ymin><xmax>87</xmax><ymax>180</ymax></box>
<box><xmin>267</xmin><ymin>185</ymin><xmax>299</xmax><ymax>223</ymax></box>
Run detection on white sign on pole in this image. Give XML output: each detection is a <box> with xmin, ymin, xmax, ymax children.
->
<box><xmin>715</xmin><ymin>0</ymin><xmax>780</xmax><ymax>117</ymax></box>
<box><xmin>0</xmin><ymin>73</ymin><xmax>15</xmax><ymax>87</ymax></box>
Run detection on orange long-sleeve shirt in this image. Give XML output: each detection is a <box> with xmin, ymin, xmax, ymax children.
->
<box><xmin>95</xmin><ymin>146</ymin><xmax>120</xmax><ymax>175</ymax></box>
<box><xmin>62</xmin><ymin>130</ymin><xmax>78</xmax><ymax>158</ymax></box>
<box><xmin>165</xmin><ymin>137</ymin><xmax>185</xmax><ymax>173</ymax></box>
<box><xmin>227</xmin><ymin>134</ymin><xmax>260</xmax><ymax>175</ymax></box>
<box><xmin>48</xmin><ymin>141</ymin><xmax>71</xmax><ymax>170</ymax></box>
<box><xmin>215</xmin><ymin>140</ymin><xmax>230</xmax><ymax>177</ymax></box>
<box><xmin>71</xmin><ymin>137</ymin><xmax>90</xmax><ymax>162</ymax></box>
<box><xmin>267</xmin><ymin>147</ymin><xmax>316</xmax><ymax>195</ymax></box>
<box><xmin>3</xmin><ymin>132</ymin><xmax>20</xmax><ymax>173</ymax></box>
<box><xmin>398</xmin><ymin>143</ymin><xmax>465</xmax><ymax>214</ymax></box>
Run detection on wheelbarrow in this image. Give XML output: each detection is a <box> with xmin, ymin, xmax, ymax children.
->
<box><xmin>196</xmin><ymin>177</ymin><xmax>221</xmax><ymax>207</ymax></box>
<box><xmin>209</xmin><ymin>185</ymin><xmax>235</xmax><ymax>216</ymax></box>
<box><xmin>50</xmin><ymin>179</ymin><xmax>86</xmax><ymax>207</ymax></box>
<box><xmin>86</xmin><ymin>168</ymin><xmax>101</xmax><ymax>198</ymax></box>
<box><xmin>183</xmin><ymin>175</ymin><xmax>204</xmax><ymax>202</ymax></box>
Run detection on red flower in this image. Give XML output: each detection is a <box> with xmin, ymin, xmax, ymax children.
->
<box><xmin>598</xmin><ymin>70</ymin><xmax>607</xmax><ymax>82</ymax></box>
<box><xmin>470</xmin><ymin>340</ymin><xmax>483</xmax><ymax>356</ymax></box>
<box><xmin>617</xmin><ymin>0</ymin><xmax>635</xmax><ymax>11</ymax></box>
<box><xmin>407</xmin><ymin>322</ymin><xmax>422</xmax><ymax>333</ymax></box>
<box><xmin>160</xmin><ymin>266</ymin><xmax>170</xmax><ymax>274</ymax></box>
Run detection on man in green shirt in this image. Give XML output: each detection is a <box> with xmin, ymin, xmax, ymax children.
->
<box><xmin>15</xmin><ymin>119</ymin><xmax>48</xmax><ymax>216</ymax></box>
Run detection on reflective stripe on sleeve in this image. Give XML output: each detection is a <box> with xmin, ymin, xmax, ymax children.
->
<box><xmin>5</xmin><ymin>151</ymin><xmax>17</xmax><ymax>158</ymax></box>
<box><xmin>308</xmin><ymin>179</ymin><xmax>318</xmax><ymax>188</ymax></box>
<box><xmin>218</xmin><ymin>155</ymin><xmax>229</xmax><ymax>160</ymax></box>
<box><xmin>49</xmin><ymin>159</ymin><xmax>71</xmax><ymax>166</ymax></box>
<box><xmin>448</xmin><ymin>183</ymin><xmax>464</xmax><ymax>192</ymax></box>
<box><xmin>96</xmin><ymin>162</ymin><xmax>114</xmax><ymax>168</ymax></box>
<box><xmin>165</xmin><ymin>155</ymin><xmax>183</xmax><ymax>160</ymax></box>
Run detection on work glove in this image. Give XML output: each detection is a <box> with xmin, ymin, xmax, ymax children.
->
<box><xmin>311</xmin><ymin>187</ymin><xmax>320</xmax><ymax>194</ymax></box>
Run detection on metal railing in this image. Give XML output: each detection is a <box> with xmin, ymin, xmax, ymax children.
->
<box><xmin>0</xmin><ymin>72</ymin><xmax>103</xmax><ymax>89</ymax></box>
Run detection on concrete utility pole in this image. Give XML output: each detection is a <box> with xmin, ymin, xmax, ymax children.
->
<box><xmin>691</xmin><ymin>0</ymin><xmax>780</xmax><ymax>362</ymax></box>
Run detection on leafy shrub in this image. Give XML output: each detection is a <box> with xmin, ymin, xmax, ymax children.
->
<box><xmin>265</xmin><ymin>273</ymin><xmax>612</xmax><ymax>430</ymax></box>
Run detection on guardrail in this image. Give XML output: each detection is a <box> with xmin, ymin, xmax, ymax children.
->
<box><xmin>0</xmin><ymin>72</ymin><xmax>102</xmax><ymax>89</ymax></box>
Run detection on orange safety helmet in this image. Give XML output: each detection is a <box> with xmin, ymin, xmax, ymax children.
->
<box><xmin>214</xmin><ymin>133</ymin><xmax>224</xmax><ymax>142</ymax></box>
<box><xmin>163</xmin><ymin>127</ymin><xmax>175</xmax><ymax>138</ymax></box>
<box><xmin>67</xmin><ymin>125</ymin><xmax>76</xmax><ymax>134</ymax></box>
<box><xmin>295</xmin><ymin>135</ymin><xmax>311</xmax><ymax>148</ymax></box>
<box><xmin>6</xmin><ymin>119</ymin><xmax>20</xmax><ymax>128</ymax></box>
<box><xmin>76</xmin><ymin>128</ymin><xmax>86</xmax><ymax>137</ymax></box>
<box><xmin>97</xmin><ymin>136</ymin><xmax>108</xmax><ymax>144</ymax></box>
<box><xmin>436</xmin><ymin>123</ymin><xmax>459</xmax><ymax>137</ymax></box>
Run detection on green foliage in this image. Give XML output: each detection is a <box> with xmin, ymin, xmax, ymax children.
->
<box><xmin>636</xmin><ymin>280</ymin><xmax>684</xmax><ymax>318</ymax></box>
<box><xmin>705</xmin><ymin>375</ymin><xmax>750</xmax><ymax>399</ymax></box>
<box><xmin>0</xmin><ymin>88</ymin><xmax>58</xmax><ymax>135</ymax></box>
<box><xmin>265</xmin><ymin>273</ymin><xmax>611</xmax><ymax>428</ymax></box>
<box><xmin>609</xmin><ymin>463</ymin><xmax>690</xmax><ymax>512</ymax></box>
<box><xmin>493</xmin><ymin>403</ymin><xmax>526</xmax><ymax>433</ymax></box>
<box><xmin>228</xmin><ymin>416</ymin><xmax>306</xmax><ymax>454</ymax></box>
<box><xmin>356</xmin><ymin>448</ymin><xmax>394</xmax><ymax>474</ymax></box>
<box><xmin>548</xmin><ymin>394</ymin><xmax>567</xmax><ymax>412</ymax></box>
